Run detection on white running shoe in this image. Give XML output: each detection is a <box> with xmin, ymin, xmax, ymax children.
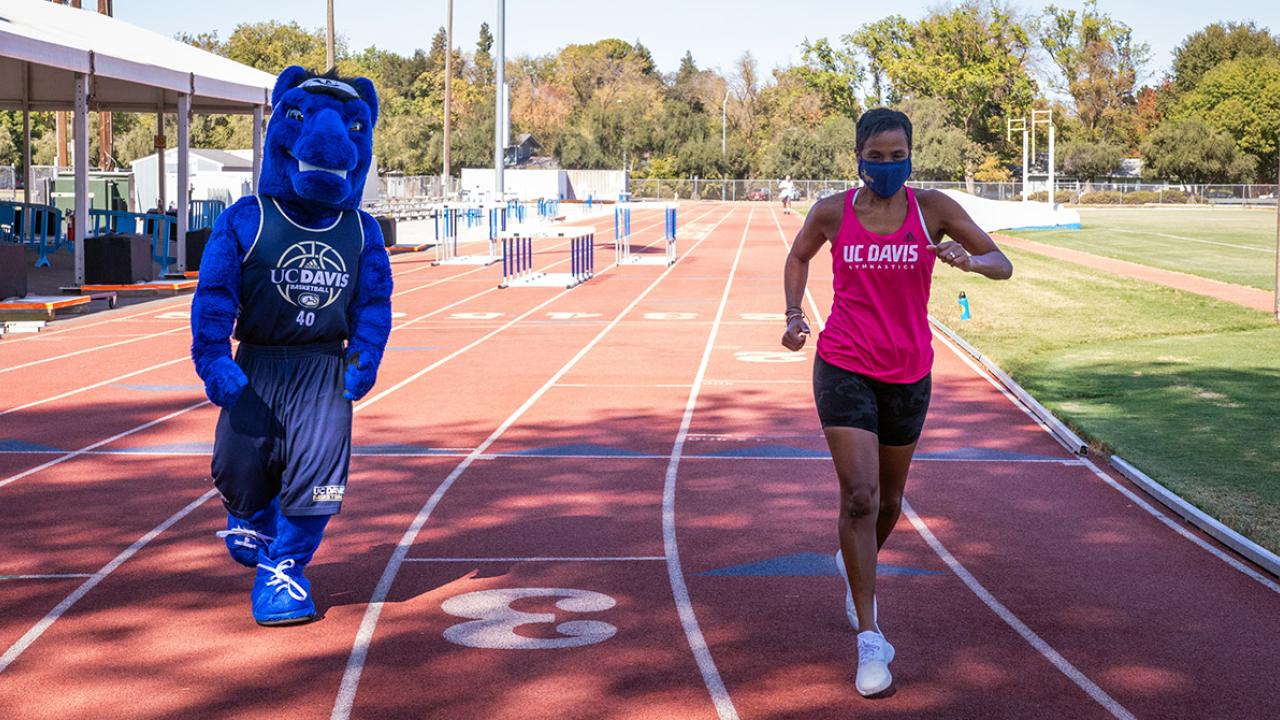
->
<box><xmin>835</xmin><ymin>548</ymin><xmax>877</xmax><ymax>631</ymax></box>
<box><xmin>855</xmin><ymin>630</ymin><xmax>895</xmax><ymax>697</ymax></box>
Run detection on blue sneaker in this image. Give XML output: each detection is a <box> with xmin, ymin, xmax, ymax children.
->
<box><xmin>216</xmin><ymin>500</ymin><xmax>278</xmax><ymax>567</ymax></box>
<box><xmin>251</xmin><ymin>514</ymin><xmax>328</xmax><ymax>626</ymax></box>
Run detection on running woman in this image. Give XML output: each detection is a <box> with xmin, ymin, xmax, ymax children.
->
<box><xmin>780</xmin><ymin>108</ymin><xmax>1012</xmax><ymax>697</ymax></box>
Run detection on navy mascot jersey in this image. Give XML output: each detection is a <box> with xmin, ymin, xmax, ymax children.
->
<box><xmin>235</xmin><ymin>196</ymin><xmax>364</xmax><ymax>346</ymax></box>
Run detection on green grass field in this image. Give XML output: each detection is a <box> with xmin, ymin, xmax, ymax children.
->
<box><xmin>929</xmin><ymin>247</ymin><xmax>1280</xmax><ymax>555</ymax></box>
<box><xmin>1010</xmin><ymin>206</ymin><xmax>1278</xmax><ymax>291</ymax></box>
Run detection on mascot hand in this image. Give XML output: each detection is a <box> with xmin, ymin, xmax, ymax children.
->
<box><xmin>344</xmin><ymin>351</ymin><xmax>379</xmax><ymax>402</ymax></box>
<box><xmin>205</xmin><ymin>356</ymin><xmax>248</xmax><ymax>408</ymax></box>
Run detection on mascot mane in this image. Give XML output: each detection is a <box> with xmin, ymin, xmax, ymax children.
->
<box><xmin>259</xmin><ymin>66</ymin><xmax>379</xmax><ymax>211</ymax></box>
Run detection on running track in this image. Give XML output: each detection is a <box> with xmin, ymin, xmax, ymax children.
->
<box><xmin>0</xmin><ymin>203</ymin><xmax>1276</xmax><ymax>719</ymax></box>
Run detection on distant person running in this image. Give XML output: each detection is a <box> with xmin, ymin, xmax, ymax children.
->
<box><xmin>780</xmin><ymin>108</ymin><xmax>1012</xmax><ymax>697</ymax></box>
<box><xmin>779</xmin><ymin>175</ymin><xmax>796</xmax><ymax>214</ymax></box>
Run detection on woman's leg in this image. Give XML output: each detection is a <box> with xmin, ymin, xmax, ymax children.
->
<box><xmin>825</xmin><ymin>426</ymin><xmax>883</xmax><ymax>633</ymax></box>
<box><xmin>876</xmin><ymin>442</ymin><xmax>917</xmax><ymax>549</ymax></box>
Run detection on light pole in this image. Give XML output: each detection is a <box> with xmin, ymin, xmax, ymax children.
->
<box><xmin>443</xmin><ymin>0</ymin><xmax>453</xmax><ymax>196</ymax></box>
<box><xmin>493</xmin><ymin>0</ymin><xmax>505</xmax><ymax>200</ymax></box>
<box><xmin>326</xmin><ymin>0</ymin><xmax>336</xmax><ymax>70</ymax></box>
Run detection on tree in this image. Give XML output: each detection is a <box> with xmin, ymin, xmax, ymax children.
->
<box><xmin>224</xmin><ymin>21</ymin><xmax>330</xmax><ymax>73</ymax></box>
<box><xmin>1140</xmin><ymin>118</ymin><xmax>1255</xmax><ymax>183</ymax></box>
<box><xmin>1059</xmin><ymin>139</ymin><xmax>1123</xmax><ymax>190</ymax></box>
<box><xmin>759</xmin><ymin>116</ymin><xmax>858</xmax><ymax>178</ymax></box>
<box><xmin>896</xmin><ymin>97</ymin><xmax>972</xmax><ymax>181</ymax></box>
<box><xmin>474</xmin><ymin>22</ymin><xmax>494</xmax><ymax>85</ymax></box>
<box><xmin>1171</xmin><ymin>22</ymin><xmax>1280</xmax><ymax>94</ymax></box>
<box><xmin>797</xmin><ymin>38</ymin><xmax>863</xmax><ymax>119</ymax></box>
<box><xmin>1175</xmin><ymin>56</ymin><xmax>1280</xmax><ymax>179</ymax></box>
<box><xmin>848</xmin><ymin>2</ymin><xmax>1037</xmax><ymax>178</ymax></box>
<box><xmin>676</xmin><ymin>51</ymin><xmax>698</xmax><ymax>85</ymax></box>
<box><xmin>1038</xmin><ymin>1</ymin><xmax>1149</xmax><ymax>145</ymax></box>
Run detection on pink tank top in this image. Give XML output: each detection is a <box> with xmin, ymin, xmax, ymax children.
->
<box><xmin>817</xmin><ymin>187</ymin><xmax>937</xmax><ymax>383</ymax></box>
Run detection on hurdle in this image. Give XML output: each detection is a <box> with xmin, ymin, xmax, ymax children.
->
<box><xmin>499</xmin><ymin>226</ymin><xmax>596</xmax><ymax>289</ymax></box>
<box><xmin>432</xmin><ymin>203</ymin><xmax>500</xmax><ymax>266</ymax></box>
<box><xmin>614</xmin><ymin>202</ymin><xmax>678</xmax><ymax>266</ymax></box>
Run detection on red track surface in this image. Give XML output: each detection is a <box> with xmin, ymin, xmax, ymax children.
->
<box><xmin>1</xmin><ymin>203</ymin><xmax>1277</xmax><ymax>720</ymax></box>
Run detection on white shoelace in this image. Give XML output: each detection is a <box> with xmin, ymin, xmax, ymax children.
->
<box><xmin>216</xmin><ymin>528</ymin><xmax>275</xmax><ymax>546</ymax></box>
<box><xmin>858</xmin><ymin>635</ymin><xmax>884</xmax><ymax>661</ymax></box>
<box><xmin>256</xmin><ymin>558</ymin><xmax>308</xmax><ymax>601</ymax></box>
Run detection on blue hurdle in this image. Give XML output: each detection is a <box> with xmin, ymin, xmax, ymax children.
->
<box><xmin>498</xmin><ymin>226</ymin><xmax>596</xmax><ymax>289</ymax></box>
<box><xmin>432</xmin><ymin>206</ymin><xmax>461</xmax><ymax>263</ymax></box>
<box><xmin>614</xmin><ymin>202</ymin><xmax>677</xmax><ymax>266</ymax></box>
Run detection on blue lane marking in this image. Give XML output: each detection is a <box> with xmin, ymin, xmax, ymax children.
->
<box><xmin>916</xmin><ymin>448</ymin><xmax>1064</xmax><ymax>462</ymax></box>
<box><xmin>111</xmin><ymin>384</ymin><xmax>204</xmax><ymax>392</ymax></box>
<box><xmin>355</xmin><ymin>444</ymin><xmax>467</xmax><ymax>456</ymax></box>
<box><xmin>112</xmin><ymin>442</ymin><xmax>213</xmax><ymax>454</ymax></box>
<box><xmin>507</xmin><ymin>443</ymin><xmax>652</xmax><ymax>458</ymax></box>
<box><xmin>0</xmin><ymin>439</ymin><xmax>65</xmax><ymax>453</ymax></box>
<box><xmin>698</xmin><ymin>552</ymin><xmax>944</xmax><ymax>577</ymax></box>
<box><xmin>692</xmin><ymin>444</ymin><xmax>830</xmax><ymax>459</ymax></box>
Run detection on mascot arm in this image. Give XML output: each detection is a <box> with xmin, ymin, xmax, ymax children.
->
<box><xmin>343</xmin><ymin>211</ymin><xmax>394</xmax><ymax>401</ymax></box>
<box><xmin>190</xmin><ymin>197</ymin><xmax>259</xmax><ymax>408</ymax></box>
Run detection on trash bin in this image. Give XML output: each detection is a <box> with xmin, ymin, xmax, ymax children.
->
<box><xmin>0</xmin><ymin>242</ymin><xmax>27</xmax><ymax>299</ymax></box>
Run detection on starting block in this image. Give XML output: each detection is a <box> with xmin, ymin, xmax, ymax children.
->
<box><xmin>499</xmin><ymin>226</ymin><xmax>596</xmax><ymax>289</ymax></box>
<box><xmin>615</xmin><ymin>202</ymin><xmax>677</xmax><ymax>266</ymax></box>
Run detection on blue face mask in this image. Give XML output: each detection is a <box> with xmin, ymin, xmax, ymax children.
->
<box><xmin>858</xmin><ymin>157</ymin><xmax>912</xmax><ymax>198</ymax></box>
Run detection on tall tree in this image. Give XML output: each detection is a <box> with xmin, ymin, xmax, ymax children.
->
<box><xmin>797</xmin><ymin>38</ymin><xmax>863</xmax><ymax>119</ymax></box>
<box><xmin>1175</xmin><ymin>56</ymin><xmax>1280</xmax><ymax>179</ymax></box>
<box><xmin>1171</xmin><ymin>21</ymin><xmax>1280</xmax><ymax>94</ymax></box>
<box><xmin>1140</xmin><ymin>118</ymin><xmax>1255</xmax><ymax>183</ymax></box>
<box><xmin>849</xmin><ymin>3</ymin><xmax>1037</xmax><ymax>179</ymax></box>
<box><xmin>1038</xmin><ymin>1</ymin><xmax>1149</xmax><ymax>145</ymax></box>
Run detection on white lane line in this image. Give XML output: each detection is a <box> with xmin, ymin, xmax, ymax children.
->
<box><xmin>0</xmin><ymin>211</ymin><xmax>705</xmax><ymax>673</ymax></box>
<box><xmin>0</xmin><ymin>298</ymin><xmax>192</xmax><ymax>346</ymax></box>
<box><xmin>902</xmin><ymin>499</ymin><xmax>1137</xmax><ymax>720</ymax></box>
<box><xmin>0</xmin><ymin>574</ymin><xmax>96</xmax><ymax>581</ymax></box>
<box><xmin>1110</xmin><ymin>228</ymin><xmax>1272</xmax><ymax>253</ymax></box>
<box><xmin>329</xmin><ymin>206</ymin><xmax>737</xmax><ymax>720</ymax></box>
<box><xmin>0</xmin><ymin>325</ymin><xmax>188</xmax><ymax>375</ymax></box>
<box><xmin>930</xmin><ymin>330</ymin><xmax>1280</xmax><ymax>595</ymax></box>
<box><xmin>0</xmin><ymin>489</ymin><xmax>219</xmax><ymax>674</ymax></box>
<box><xmin>0</xmin><ymin>357</ymin><xmax>191</xmax><ymax>418</ymax></box>
<box><xmin>773</xmin><ymin>206</ymin><xmax>1141</xmax><ymax>713</ymax></box>
<box><xmin>660</xmin><ymin>209</ymin><xmax>754</xmax><ymax>720</ymax></box>
<box><xmin>403</xmin><ymin>556</ymin><xmax>665</xmax><ymax>563</ymax></box>
<box><xmin>0</xmin><ymin>400</ymin><xmax>211</xmax><ymax>490</ymax></box>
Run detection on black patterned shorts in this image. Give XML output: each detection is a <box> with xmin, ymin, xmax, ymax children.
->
<box><xmin>812</xmin><ymin>354</ymin><xmax>932</xmax><ymax>446</ymax></box>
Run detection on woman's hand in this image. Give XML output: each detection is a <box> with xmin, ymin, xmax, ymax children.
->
<box><xmin>781</xmin><ymin>315</ymin><xmax>811</xmax><ymax>351</ymax></box>
<box><xmin>929</xmin><ymin>240</ymin><xmax>973</xmax><ymax>272</ymax></box>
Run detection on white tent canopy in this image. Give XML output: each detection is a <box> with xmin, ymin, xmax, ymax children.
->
<box><xmin>0</xmin><ymin>0</ymin><xmax>274</xmax><ymax>113</ymax></box>
<box><xmin>0</xmin><ymin>0</ymin><xmax>276</xmax><ymax>284</ymax></box>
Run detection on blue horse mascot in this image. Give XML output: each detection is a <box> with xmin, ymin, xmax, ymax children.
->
<box><xmin>190</xmin><ymin>66</ymin><xmax>392</xmax><ymax>626</ymax></box>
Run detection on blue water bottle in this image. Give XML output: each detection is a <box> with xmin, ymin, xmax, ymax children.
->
<box><xmin>958</xmin><ymin>291</ymin><xmax>971</xmax><ymax>321</ymax></box>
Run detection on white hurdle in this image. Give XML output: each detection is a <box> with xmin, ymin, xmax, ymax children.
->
<box><xmin>614</xmin><ymin>202</ymin><xmax>678</xmax><ymax>266</ymax></box>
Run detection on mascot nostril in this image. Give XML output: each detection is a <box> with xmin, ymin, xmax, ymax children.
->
<box><xmin>189</xmin><ymin>65</ymin><xmax>391</xmax><ymax>627</ymax></box>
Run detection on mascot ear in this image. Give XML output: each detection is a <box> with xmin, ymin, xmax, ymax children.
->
<box><xmin>272</xmin><ymin>66</ymin><xmax>312</xmax><ymax>108</ymax></box>
<box><xmin>350</xmin><ymin>77</ymin><xmax>379</xmax><ymax>128</ymax></box>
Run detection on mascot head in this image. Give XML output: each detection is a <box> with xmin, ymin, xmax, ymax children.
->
<box><xmin>260</xmin><ymin>66</ymin><xmax>379</xmax><ymax>210</ymax></box>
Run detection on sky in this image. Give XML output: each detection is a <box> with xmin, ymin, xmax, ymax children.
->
<box><xmin>113</xmin><ymin>0</ymin><xmax>1278</xmax><ymax>83</ymax></box>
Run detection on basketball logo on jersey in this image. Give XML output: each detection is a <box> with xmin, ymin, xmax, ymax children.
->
<box><xmin>270</xmin><ymin>240</ymin><xmax>351</xmax><ymax>309</ymax></box>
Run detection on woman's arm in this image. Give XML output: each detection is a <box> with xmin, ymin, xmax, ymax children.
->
<box><xmin>920</xmin><ymin>191</ymin><xmax>1013</xmax><ymax>280</ymax></box>
<box><xmin>781</xmin><ymin>196</ymin><xmax>840</xmax><ymax>350</ymax></box>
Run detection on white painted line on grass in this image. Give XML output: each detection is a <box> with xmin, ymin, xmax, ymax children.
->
<box><xmin>1111</xmin><ymin>228</ymin><xmax>1271</xmax><ymax>253</ymax></box>
<box><xmin>902</xmin><ymin>499</ymin><xmax>1137</xmax><ymax>720</ymax></box>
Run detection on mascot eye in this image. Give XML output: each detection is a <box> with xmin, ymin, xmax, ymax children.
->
<box><xmin>349</xmin><ymin>120</ymin><xmax>364</xmax><ymax>132</ymax></box>
<box><xmin>286</xmin><ymin>108</ymin><xmax>304</xmax><ymax>121</ymax></box>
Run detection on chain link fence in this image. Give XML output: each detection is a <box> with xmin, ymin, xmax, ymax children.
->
<box><xmin>628</xmin><ymin>177</ymin><xmax>1280</xmax><ymax>206</ymax></box>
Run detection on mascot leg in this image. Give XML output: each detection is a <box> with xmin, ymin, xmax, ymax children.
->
<box><xmin>252</xmin><ymin>513</ymin><xmax>329</xmax><ymax>626</ymax></box>
<box><xmin>248</xmin><ymin>342</ymin><xmax>351</xmax><ymax>627</ymax></box>
<box><xmin>211</xmin><ymin>356</ymin><xmax>285</xmax><ymax>568</ymax></box>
